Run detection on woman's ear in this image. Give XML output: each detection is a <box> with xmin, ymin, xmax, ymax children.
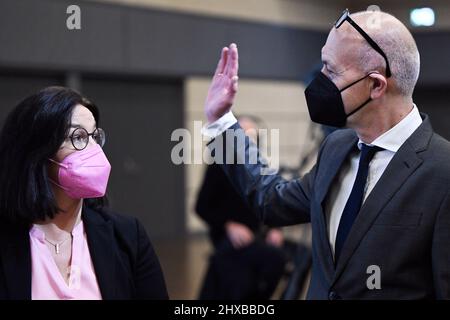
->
<box><xmin>47</xmin><ymin>158</ymin><xmax>60</xmax><ymax>182</ymax></box>
<box><xmin>369</xmin><ymin>73</ymin><xmax>388</xmax><ymax>100</ymax></box>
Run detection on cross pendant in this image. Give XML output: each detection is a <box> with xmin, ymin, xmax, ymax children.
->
<box><xmin>55</xmin><ymin>243</ymin><xmax>60</xmax><ymax>254</ymax></box>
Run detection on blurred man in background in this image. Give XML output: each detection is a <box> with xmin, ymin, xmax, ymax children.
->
<box><xmin>196</xmin><ymin>115</ymin><xmax>286</xmax><ymax>300</ymax></box>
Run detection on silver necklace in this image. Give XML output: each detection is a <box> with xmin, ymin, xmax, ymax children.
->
<box><xmin>44</xmin><ymin>235</ymin><xmax>72</xmax><ymax>254</ymax></box>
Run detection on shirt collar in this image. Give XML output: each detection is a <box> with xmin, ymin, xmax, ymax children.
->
<box><xmin>357</xmin><ymin>104</ymin><xmax>423</xmax><ymax>152</ymax></box>
<box><xmin>30</xmin><ymin>219</ymin><xmax>84</xmax><ymax>241</ymax></box>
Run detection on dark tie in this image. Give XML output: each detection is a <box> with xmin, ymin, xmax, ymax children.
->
<box><xmin>334</xmin><ymin>144</ymin><xmax>383</xmax><ymax>263</ymax></box>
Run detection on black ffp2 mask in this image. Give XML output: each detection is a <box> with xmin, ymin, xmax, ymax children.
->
<box><xmin>304</xmin><ymin>72</ymin><xmax>372</xmax><ymax>128</ymax></box>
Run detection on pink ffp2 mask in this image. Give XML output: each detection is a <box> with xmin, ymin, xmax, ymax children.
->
<box><xmin>49</xmin><ymin>144</ymin><xmax>111</xmax><ymax>199</ymax></box>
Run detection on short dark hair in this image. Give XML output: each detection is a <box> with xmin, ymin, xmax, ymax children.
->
<box><xmin>236</xmin><ymin>114</ymin><xmax>266</xmax><ymax>129</ymax></box>
<box><xmin>0</xmin><ymin>86</ymin><xmax>107</xmax><ymax>225</ymax></box>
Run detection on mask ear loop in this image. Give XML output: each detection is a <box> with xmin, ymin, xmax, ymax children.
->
<box><xmin>339</xmin><ymin>71</ymin><xmax>378</xmax><ymax>93</ymax></box>
<box><xmin>346</xmin><ymin>97</ymin><xmax>372</xmax><ymax>117</ymax></box>
<box><xmin>48</xmin><ymin>158</ymin><xmax>69</xmax><ymax>169</ymax></box>
<box><xmin>47</xmin><ymin>158</ymin><xmax>69</xmax><ymax>191</ymax></box>
<box><xmin>339</xmin><ymin>72</ymin><xmax>379</xmax><ymax>117</ymax></box>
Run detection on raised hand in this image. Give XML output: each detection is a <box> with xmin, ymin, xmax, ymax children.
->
<box><xmin>204</xmin><ymin>43</ymin><xmax>239</xmax><ymax>123</ymax></box>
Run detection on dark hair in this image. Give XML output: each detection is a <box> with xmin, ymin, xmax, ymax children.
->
<box><xmin>0</xmin><ymin>86</ymin><xmax>107</xmax><ymax>225</ymax></box>
<box><xmin>236</xmin><ymin>114</ymin><xmax>266</xmax><ymax>129</ymax></box>
<box><xmin>236</xmin><ymin>114</ymin><xmax>267</xmax><ymax>147</ymax></box>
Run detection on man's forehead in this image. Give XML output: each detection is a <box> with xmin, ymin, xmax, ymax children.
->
<box><xmin>322</xmin><ymin>27</ymin><xmax>362</xmax><ymax>66</ymax></box>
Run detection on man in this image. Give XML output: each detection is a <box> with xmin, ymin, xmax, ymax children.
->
<box><xmin>201</xmin><ymin>9</ymin><xmax>450</xmax><ymax>299</ymax></box>
<box><xmin>196</xmin><ymin>115</ymin><xmax>286</xmax><ymax>300</ymax></box>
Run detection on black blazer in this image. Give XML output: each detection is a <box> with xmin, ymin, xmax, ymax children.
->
<box><xmin>0</xmin><ymin>206</ymin><xmax>168</xmax><ymax>300</ymax></box>
<box><xmin>212</xmin><ymin>114</ymin><xmax>450</xmax><ymax>299</ymax></box>
<box><xmin>196</xmin><ymin>163</ymin><xmax>262</xmax><ymax>246</ymax></box>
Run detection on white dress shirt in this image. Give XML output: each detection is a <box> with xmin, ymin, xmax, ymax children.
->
<box><xmin>202</xmin><ymin>105</ymin><xmax>423</xmax><ymax>257</ymax></box>
<box><xmin>325</xmin><ymin>105</ymin><xmax>422</xmax><ymax>256</ymax></box>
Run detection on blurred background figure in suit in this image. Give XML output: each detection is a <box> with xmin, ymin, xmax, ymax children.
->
<box><xmin>196</xmin><ymin>115</ymin><xmax>286</xmax><ymax>300</ymax></box>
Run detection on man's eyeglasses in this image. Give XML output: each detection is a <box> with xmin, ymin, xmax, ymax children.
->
<box><xmin>68</xmin><ymin>127</ymin><xmax>106</xmax><ymax>151</ymax></box>
<box><xmin>335</xmin><ymin>9</ymin><xmax>392</xmax><ymax>78</ymax></box>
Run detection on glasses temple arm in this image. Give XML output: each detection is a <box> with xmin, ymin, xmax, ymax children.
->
<box><xmin>346</xmin><ymin>18</ymin><xmax>392</xmax><ymax>77</ymax></box>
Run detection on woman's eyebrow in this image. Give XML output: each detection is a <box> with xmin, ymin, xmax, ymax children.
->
<box><xmin>70</xmin><ymin>123</ymin><xmax>97</xmax><ymax>130</ymax></box>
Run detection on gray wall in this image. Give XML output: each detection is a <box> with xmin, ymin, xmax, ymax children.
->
<box><xmin>1</xmin><ymin>0</ymin><xmax>450</xmax><ymax>84</ymax></box>
<box><xmin>0</xmin><ymin>0</ymin><xmax>326</xmax><ymax>80</ymax></box>
<box><xmin>0</xmin><ymin>72</ymin><xmax>63</xmax><ymax>124</ymax></box>
<box><xmin>83</xmin><ymin>76</ymin><xmax>185</xmax><ymax>239</ymax></box>
<box><xmin>414</xmin><ymin>85</ymin><xmax>450</xmax><ymax>140</ymax></box>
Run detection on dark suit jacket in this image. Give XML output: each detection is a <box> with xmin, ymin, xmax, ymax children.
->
<box><xmin>212</xmin><ymin>113</ymin><xmax>450</xmax><ymax>299</ymax></box>
<box><xmin>195</xmin><ymin>163</ymin><xmax>263</xmax><ymax>247</ymax></box>
<box><xmin>0</xmin><ymin>206</ymin><xmax>168</xmax><ymax>300</ymax></box>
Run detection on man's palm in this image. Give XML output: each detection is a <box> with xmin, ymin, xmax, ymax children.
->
<box><xmin>205</xmin><ymin>43</ymin><xmax>239</xmax><ymax>123</ymax></box>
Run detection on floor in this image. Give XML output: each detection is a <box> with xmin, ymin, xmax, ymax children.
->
<box><xmin>153</xmin><ymin>234</ymin><xmax>310</xmax><ymax>300</ymax></box>
<box><xmin>153</xmin><ymin>234</ymin><xmax>212</xmax><ymax>300</ymax></box>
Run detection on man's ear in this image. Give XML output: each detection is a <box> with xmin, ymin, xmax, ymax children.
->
<box><xmin>369</xmin><ymin>73</ymin><xmax>388</xmax><ymax>99</ymax></box>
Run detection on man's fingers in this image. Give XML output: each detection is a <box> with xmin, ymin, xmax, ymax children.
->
<box><xmin>241</xmin><ymin>233</ymin><xmax>252</xmax><ymax>246</ymax></box>
<box><xmin>231</xmin><ymin>236</ymin><xmax>241</xmax><ymax>249</ymax></box>
<box><xmin>224</xmin><ymin>43</ymin><xmax>237</xmax><ymax>77</ymax></box>
<box><xmin>231</xmin><ymin>76</ymin><xmax>239</xmax><ymax>93</ymax></box>
<box><xmin>228</xmin><ymin>44</ymin><xmax>239</xmax><ymax>78</ymax></box>
<box><xmin>214</xmin><ymin>47</ymin><xmax>228</xmax><ymax>77</ymax></box>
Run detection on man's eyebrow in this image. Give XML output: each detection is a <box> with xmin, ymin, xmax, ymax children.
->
<box><xmin>322</xmin><ymin>57</ymin><xmax>335</xmax><ymax>68</ymax></box>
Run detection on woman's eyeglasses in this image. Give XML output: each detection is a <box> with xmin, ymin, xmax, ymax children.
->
<box><xmin>68</xmin><ymin>127</ymin><xmax>106</xmax><ymax>151</ymax></box>
<box><xmin>335</xmin><ymin>8</ymin><xmax>392</xmax><ymax>78</ymax></box>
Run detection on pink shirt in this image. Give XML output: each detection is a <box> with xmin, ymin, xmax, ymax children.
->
<box><xmin>29</xmin><ymin>221</ymin><xmax>102</xmax><ymax>300</ymax></box>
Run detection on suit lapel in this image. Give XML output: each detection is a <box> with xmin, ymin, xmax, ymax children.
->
<box><xmin>82</xmin><ymin>207</ymin><xmax>117</xmax><ymax>300</ymax></box>
<box><xmin>331</xmin><ymin>115</ymin><xmax>433</xmax><ymax>285</ymax></box>
<box><xmin>316</xmin><ymin>132</ymin><xmax>359</xmax><ymax>206</ymax></box>
<box><xmin>0</xmin><ymin>223</ymin><xmax>31</xmax><ymax>299</ymax></box>
<box><xmin>314</xmin><ymin>130</ymin><xmax>359</xmax><ymax>279</ymax></box>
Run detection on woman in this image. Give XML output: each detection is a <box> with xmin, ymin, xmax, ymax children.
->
<box><xmin>0</xmin><ymin>86</ymin><xmax>168</xmax><ymax>300</ymax></box>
